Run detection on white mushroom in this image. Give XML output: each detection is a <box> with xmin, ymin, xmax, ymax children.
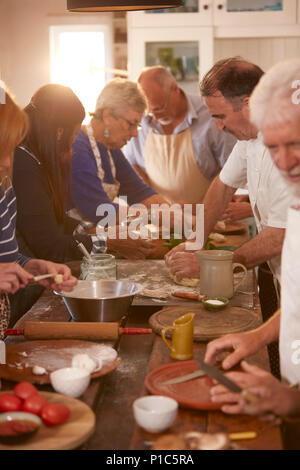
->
<box><xmin>72</xmin><ymin>354</ymin><xmax>98</xmax><ymax>373</ymax></box>
<box><xmin>32</xmin><ymin>365</ymin><xmax>47</xmax><ymax>375</ymax></box>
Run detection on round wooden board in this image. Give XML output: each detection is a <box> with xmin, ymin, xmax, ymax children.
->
<box><xmin>149</xmin><ymin>305</ymin><xmax>260</xmax><ymax>342</ymax></box>
<box><xmin>0</xmin><ymin>339</ymin><xmax>121</xmax><ymax>384</ymax></box>
<box><xmin>0</xmin><ymin>391</ymin><xmax>95</xmax><ymax>450</ymax></box>
<box><xmin>145</xmin><ymin>361</ymin><xmax>222</xmax><ymax>410</ymax></box>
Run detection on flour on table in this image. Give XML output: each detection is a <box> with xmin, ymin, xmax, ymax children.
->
<box><xmin>14</xmin><ymin>344</ymin><xmax>118</xmax><ymax>373</ymax></box>
<box><xmin>141</xmin><ymin>289</ymin><xmax>170</xmax><ymax>299</ymax></box>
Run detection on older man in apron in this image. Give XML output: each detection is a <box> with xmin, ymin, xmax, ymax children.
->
<box><xmin>123</xmin><ymin>66</ymin><xmax>236</xmax><ymax>204</ymax></box>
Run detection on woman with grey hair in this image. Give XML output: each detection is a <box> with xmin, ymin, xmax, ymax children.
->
<box><xmin>70</xmin><ymin>78</ymin><xmax>167</xmax><ymax>250</ymax></box>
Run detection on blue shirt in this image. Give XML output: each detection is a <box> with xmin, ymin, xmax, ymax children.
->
<box><xmin>123</xmin><ymin>92</ymin><xmax>236</xmax><ymax>179</ymax></box>
<box><xmin>0</xmin><ymin>177</ymin><xmax>28</xmax><ymax>266</ymax></box>
<box><xmin>71</xmin><ymin>130</ymin><xmax>156</xmax><ymax>224</ymax></box>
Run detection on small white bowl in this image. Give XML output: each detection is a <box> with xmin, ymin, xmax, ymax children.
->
<box><xmin>0</xmin><ymin>412</ymin><xmax>41</xmax><ymax>444</ymax></box>
<box><xmin>133</xmin><ymin>396</ymin><xmax>178</xmax><ymax>433</ymax></box>
<box><xmin>50</xmin><ymin>367</ymin><xmax>91</xmax><ymax>398</ymax></box>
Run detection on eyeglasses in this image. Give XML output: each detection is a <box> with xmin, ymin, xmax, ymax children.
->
<box><xmin>120</xmin><ymin>116</ymin><xmax>142</xmax><ymax>131</ymax></box>
<box><xmin>147</xmin><ymin>86</ymin><xmax>172</xmax><ymax>116</ymax></box>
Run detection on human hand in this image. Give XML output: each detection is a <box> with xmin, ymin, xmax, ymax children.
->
<box><xmin>221</xmin><ymin>202</ymin><xmax>253</xmax><ymax>223</ymax></box>
<box><xmin>107</xmin><ymin>237</ymin><xmax>155</xmax><ymax>260</ymax></box>
<box><xmin>210</xmin><ymin>361</ymin><xmax>300</xmax><ymax>419</ymax></box>
<box><xmin>166</xmin><ymin>252</ymin><xmax>200</xmax><ymax>281</ymax></box>
<box><xmin>232</xmin><ymin>194</ymin><xmax>250</xmax><ymax>203</ymax></box>
<box><xmin>204</xmin><ymin>329</ymin><xmax>265</xmax><ymax>370</ymax></box>
<box><xmin>23</xmin><ymin>259</ymin><xmax>77</xmax><ymax>292</ymax></box>
<box><xmin>0</xmin><ymin>263</ymin><xmax>33</xmax><ymax>294</ymax></box>
<box><xmin>164</xmin><ymin>242</ymin><xmax>188</xmax><ymax>265</ymax></box>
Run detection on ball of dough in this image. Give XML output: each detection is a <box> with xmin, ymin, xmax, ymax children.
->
<box><xmin>72</xmin><ymin>354</ymin><xmax>98</xmax><ymax>373</ymax></box>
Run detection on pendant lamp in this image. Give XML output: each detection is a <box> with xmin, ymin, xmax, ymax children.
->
<box><xmin>67</xmin><ymin>0</ymin><xmax>183</xmax><ymax>12</ymax></box>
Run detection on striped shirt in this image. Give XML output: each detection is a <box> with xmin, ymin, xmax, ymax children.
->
<box><xmin>0</xmin><ymin>176</ymin><xmax>28</xmax><ymax>266</ymax></box>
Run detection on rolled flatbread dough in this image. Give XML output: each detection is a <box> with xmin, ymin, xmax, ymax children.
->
<box><xmin>168</xmin><ymin>268</ymin><xmax>200</xmax><ymax>287</ymax></box>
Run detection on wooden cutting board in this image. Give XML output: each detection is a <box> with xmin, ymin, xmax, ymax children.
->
<box><xmin>0</xmin><ymin>391</ymin><xmax>95</xmax><ymax>450</ymax></box>
<box><xmin>149</xmin><ymin>305</ymin><xmax>260</xmax><ymax>342</ymax></box>
<box><xmin>0</xmin><ymin>339</ymin><xmax>121</xmax><ymax>384</ymax></box>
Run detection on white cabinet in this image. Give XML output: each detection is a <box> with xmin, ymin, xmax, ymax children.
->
<box><xmin>214</xmin><ymin>0</ymin><xmax>297</xmax><ymax>26</ymax></box>
<box><xmin>128</xmin><ymin>26</ymin><xmax>213</xmax><ymax>94</ymax></box>
<box><xmin>127</xmin><ymin>0</ymin><xmax>300</xmax><ymax>94</ymax></box>
<box><xmin>128</xmin><ymin>0</ymin><xmax>297</xmax><ymax>28</ymax></box>
<box><xmin>127</xmin><ymin>1</ymin><xmax>213</xmax><ymax>28</ymax></box>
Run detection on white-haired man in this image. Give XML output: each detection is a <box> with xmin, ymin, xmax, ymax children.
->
<box><xmin>206</xmin><ymin>59</ymin><xmax>300</xmax><ymax>431</ymax></box>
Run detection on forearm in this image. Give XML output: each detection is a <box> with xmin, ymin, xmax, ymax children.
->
<box><xmin>253</xmin><ymin>309</ymin><xmax>281</xmax><ymax>346</ymax></box>
<box><xmin>203</xmin><ymin>176</ymin><xmax>236</xmax><ymax>240</ymax></box>
<box><xmin>133</xmin><ymin>165</ymin><xmax>152</xmax><ymax>187</ymax></box>
<box><xmin>233</xmin><ymin>226</ymin><xmax>285</xmax><ymax>269</ymax></box>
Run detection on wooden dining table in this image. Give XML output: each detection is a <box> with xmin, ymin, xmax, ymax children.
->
<box><xmin>2</xmin><ymin>266</ymin><xmax>283</xmax><ymax>451</ymax></box>
<box><xmin>0</xmin><ymin>222</ymin><xmax>287</xmax><ymax>450</ymax></box>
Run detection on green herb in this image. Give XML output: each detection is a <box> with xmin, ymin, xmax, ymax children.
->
<box><xmin>163</xmin><ymin>233</ymin><xmax>184</xmax><ymax>249</ymax></box>
<box><xmin>204</xmin><ymin>238</ymin><xmax>235</xmax><ymax>251</ymax></box>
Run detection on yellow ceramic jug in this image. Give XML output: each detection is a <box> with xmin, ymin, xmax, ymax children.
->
<box><xmin>161</xmin><ymin>312</ymin><xmax>194</xmax><ymax>360</ymax></box>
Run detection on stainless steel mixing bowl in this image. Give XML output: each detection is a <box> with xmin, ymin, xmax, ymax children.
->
<box><xmin>54</xmin><ymin>280</ymin><xmax>143</xmax><ymax>322</ymax></box>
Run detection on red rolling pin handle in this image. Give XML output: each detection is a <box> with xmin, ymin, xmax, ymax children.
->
<box><xmin>120</xmin><ymin>328</ymin><xmax>152</xmax><ymax>335</ymax></box>
<box><xmin>5</xmin><ymin>329</ymin><xmax>24</xmax><ymax>336</ymax></box>
<box><xmin>173</xmin><ymin>292</ymin><xmax>202</xmax><ymax>300</ymax></box>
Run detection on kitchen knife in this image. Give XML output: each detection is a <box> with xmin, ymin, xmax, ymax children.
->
<box><xmin>196</xmin><ymin>360</ymin><xmax>259</xmax><ymax>404</ymax></box>
<box><xmin>162</xmin><ymin>369</ymin><xmax>206</xmax><ymax>385</ymax></box>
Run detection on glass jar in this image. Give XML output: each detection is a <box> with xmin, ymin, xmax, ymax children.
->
<box><xmin>80</xmin><ymin>254</ymin><xmax>116</xmax><ymax>281</ymax></box>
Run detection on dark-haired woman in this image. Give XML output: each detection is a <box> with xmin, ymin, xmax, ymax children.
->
<box><xmin>12</xmin><ymin>84</ymin><xmax>92</xmax><ymax>262</ymax></box>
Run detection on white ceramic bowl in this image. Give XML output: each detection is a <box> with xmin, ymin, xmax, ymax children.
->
<box><xmin>0</xmin><ymin>412</ymin><xmax>41</xmax><ymax>444</ymax></box>
<box><xmin>133</xmin><ymin>396</ymin><xmax>178</xmax><ymax>433</ymax></box>
<box><xmin>50</xmin><ymin>367</ymin><xmax>91</xmax><ymax>398</ymax></box>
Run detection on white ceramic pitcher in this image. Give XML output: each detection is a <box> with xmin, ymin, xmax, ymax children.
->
<box><xmin>194</xmin><ymin>250</ymin><xmax>248</xmax><ymax>299</ymax></box>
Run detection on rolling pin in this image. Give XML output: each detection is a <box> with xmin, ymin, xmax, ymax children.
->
<box><xmin>5</xmin><ymin>321</ymin><xmax>152</xmax><ymax>340</ymax></box>
<box><xmin>173</xmin><ymin>292</ymin><xmax>206</xmax><ymax>301</ymax></box>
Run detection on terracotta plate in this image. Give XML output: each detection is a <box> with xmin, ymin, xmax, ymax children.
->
<box><xmin>0</xmin><ymin>391</ymin><xmax>95</xmax><ymax>450</ymax></box>
<box><xmin>0</xmin><ymin>339</ymin><xmax>121</xmax><ymax>384</ymax></box>
<box><xmin>145</xmin><ymin>360</ymin><xmax>222</xmax><ymax>410</ymax></box>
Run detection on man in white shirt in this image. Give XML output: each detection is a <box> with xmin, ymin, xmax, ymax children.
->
<box><xmin>168</xmin><ymin>57</ymin><xmax>291</xmax><ymax>320</ymax></box>
<box><xmin>205</xmin><ymin>59</ymin><xmax>300</xmax><ymax>430</ymax></box>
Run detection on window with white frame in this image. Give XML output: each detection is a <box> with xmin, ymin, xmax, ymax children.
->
<box><xmin>50</xmin><ymin>25</ymin><xmax>112</xmax><ymax>122</ymax></box>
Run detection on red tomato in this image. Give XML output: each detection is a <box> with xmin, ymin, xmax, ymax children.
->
<box><xmin>22</xmin><ymin>394</ymin><xmax>48</xmax><ymax>416</ymax></box>
<box><xmin>0</xmin><ymin>393</ymin><xmax>22</xmax><ymax>412</ymax></box>
<box><xmin>41</xmin><ymin>404</ymin><xmax>70</xmax><ymax>426</ymax></box>
<box><xmin>14</xmin><ymin>382</ymin><xmax>38</xmax><ymax>401</ymax></box>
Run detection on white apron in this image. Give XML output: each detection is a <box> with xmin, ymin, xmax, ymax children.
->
<box><xmin>69</xmin><ymin>124</ymin><xmax>120</xmax><ymax>223</ymax></box>
<box><xmin>280</xmin><ymin>206</ymin><xmax>300</xmax><ymax>384</ymax></box>
<box><xmin>144</xmin><ymin>127</ymin><xmax>211</xmax><ymax>204</ymax></box>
